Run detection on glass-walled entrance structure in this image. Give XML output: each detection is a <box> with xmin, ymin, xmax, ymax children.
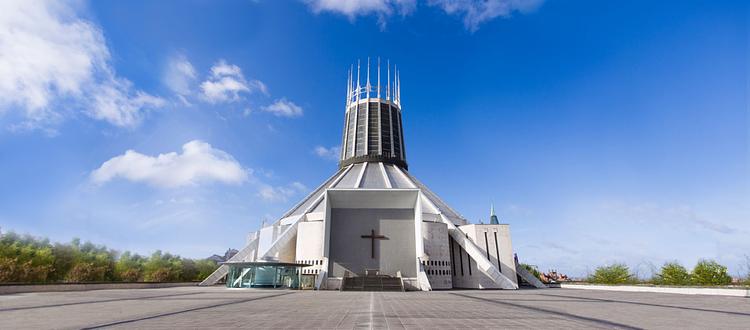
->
<box><xmin>225</xmin><ymin>261</ymin><xmax>311</xmax><ymax>289</ymax></box>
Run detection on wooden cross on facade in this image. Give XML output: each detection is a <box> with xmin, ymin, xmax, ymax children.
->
<box><xmin>361</xmin><ymin>229</ymin><xmax>387</xmax><ymax>259</ymax></box>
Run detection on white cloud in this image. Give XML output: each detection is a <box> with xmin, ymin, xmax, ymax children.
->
<box><xmin>257</xmin><ymin>182</ymin><xmax>308</xmax><ymax>202</ymax></box>
<box><xmin>262</xmin><ymin>98</ymin><xmax>303</xmax><ymax>118</ymax></box>
<box><xmin>163</xmin><ymin>53</ymin><xmax>196</xmax><ymax>96</ymax></box>
<box><xmin>428</xmin><ymin>0</ymin><xmax>543</xmax><ymax>31</ymax></box>
<box><xmin>314</xmin><ymin>145</ymin><xmax>341</xmax><ymax>160</ymax></box>
<box><xmin>200</xmin><ymin>60</ymin><xmax>268</xmax><ymax>103</ymax></box>
<box><xmin>91</xmin><ymin>140</ymin><xmax>249</xmax><ymax>188</ymax></box>
<box><xmin>304</xmin><ymin>0</ymin><xmax>416</xmax><ymax>25</ymax></box>
<box><xmin>88</xmin><ymin>79</ymin><xmax>166</xmax><ymax>127</ymax></box>
<box><xmin>0</xmin><ymin>0</ymin><xmax>164</xmax><ymax>129</ymax></box>
<box><xmin>302</xmin><ymin>0</ymin><xmax>541</xmax><ymax>31</ymax></box>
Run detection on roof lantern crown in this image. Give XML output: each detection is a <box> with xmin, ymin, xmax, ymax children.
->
<box><xmin>339</xmin><ymin>58</ymin><xmax>407</xmax><ymax>169</ymax></box>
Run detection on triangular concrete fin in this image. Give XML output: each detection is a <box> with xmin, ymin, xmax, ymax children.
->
<box><xmin>439</xmin><ymin>214</ymin><xmax>518</xmax><ymax>289</ymax></box>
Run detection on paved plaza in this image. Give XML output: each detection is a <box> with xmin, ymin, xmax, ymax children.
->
<box><xmin>0</xmin><ymin>286</ymin><xmax>748</xmax><ymax>329</ymax></box>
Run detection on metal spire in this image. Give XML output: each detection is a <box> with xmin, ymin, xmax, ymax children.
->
<box><xmin>356</xmin><ymin>59</ymin><xmax>361</xmax><ymax>94</ymax></box>
<box><xmin>397</xmin><ymin>69</ymin><xmax>401</xmax><ymax>105</ymax></box>
<box><xmin>346</xmin><ymin>68</ymin><xmax>352</xmax><ymax>111</ymax></box>
<box><xmin>393</xmin><ymin>65</ymin><xmax>397</xmax><ymax>104</ymax></box>
<box><xmin>397</xmin><ymin>69</ymin><xmax>400</xmax><ymax>105</ymax></box>
<box><xmin>386</xmin><ymin>60</ymin><xmax>390</xmax><ymax>101</ymax></box>
<box><xmin>395</xmin><ymin>69</ymin><xmax>399</xmax><ymax>105</ymax></box>
<box><xmin>366</xmin><ymin>57</ymin><xmax>371</xmax><ymax>98</ymax></box>
<box><xmin>377</xmin><ymin>57</ymin><xmax>381</xmax><ymax>99</ymax></box>
<box><xmin>491</xmin><ymin>203</ymin><xmax>495</xmax><ymax>216</ymax></box>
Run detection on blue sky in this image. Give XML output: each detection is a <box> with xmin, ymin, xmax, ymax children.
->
<box><xmin>0</xmin><ymin>0</ymin><xmax>747</xmax><ymax>277</ymax></box>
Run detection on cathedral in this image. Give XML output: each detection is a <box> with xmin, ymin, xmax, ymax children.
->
<box><xmin>200</xmin><ymin>59</ymin><xmax>542</xmax><ymax>291</ymax></box>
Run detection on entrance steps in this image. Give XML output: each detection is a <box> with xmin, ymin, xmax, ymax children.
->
<box><xmin>342</xmin><ymin>275</ymin><xmax>404</xmax><ymax>292</ymax></box>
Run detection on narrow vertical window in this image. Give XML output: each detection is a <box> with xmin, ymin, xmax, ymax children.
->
<box><xmin>458</xmin><ymin>245</ymin><xmax>464</xmax><ymax>276</ymax></box>
<box><xmin>449</xmin><ymin>238</ymin><xmax>456</xmax><ymax>275</ymax></box>
<box><xmin>467</xmin><ymin>251</ymin><xmax>472</xmax><ymax>276</ymax></box>
<box><xmin>494</xmin><ymin>231</ymin><xmax>502</xmax><ymax>272</ymax></box>
<box><xmin>484</xmin><ymin>231</ymin><xmax>490</xmax><ymax>260</ymax></box>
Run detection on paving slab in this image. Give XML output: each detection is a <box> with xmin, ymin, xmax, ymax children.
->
<box><xmin>0</xmin><ymin>287</ymin><xmax>748</xmax><ymax>329</ymax></box>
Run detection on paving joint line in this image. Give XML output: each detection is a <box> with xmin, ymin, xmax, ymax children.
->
<box><xmin>451</xmin><ymin>292</ymin><xmax>642</xmax><ymax>330</ymax></box>
<box><xmin>81</xmin><ymin>292</ymin><xmax>295</xmax><ymax>329</ymax></box>
<box><xmin>0</xmin><ymin>291</ymin><xmax>206</xmax><ymax>312</ymax></box>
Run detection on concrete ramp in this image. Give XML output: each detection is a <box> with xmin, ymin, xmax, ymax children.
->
<box><xmin>515</xmin><ymin>260</ymin><xmax>547</xmax><ymax>288</ymax></box>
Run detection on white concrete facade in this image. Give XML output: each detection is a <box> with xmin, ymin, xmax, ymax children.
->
<box><xmin>295</xmin><ymin>221</ymin><xmax>324</xmax><ymax>276</ymax></box>
<box><xmin>201</xmin><ymin>162</ymin><xmax>519</xmax><ymax>290</ymax></box>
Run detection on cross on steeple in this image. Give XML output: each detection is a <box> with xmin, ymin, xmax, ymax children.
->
<box><xmin>360</xmin><ymin>229</ymin><xmax>387</xmax><ymax>259</ymax></box>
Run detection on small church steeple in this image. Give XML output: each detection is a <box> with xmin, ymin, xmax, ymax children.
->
<box><xmin>489</xmin><ymin>203</ymin><xmax>499</xmax><ymax>225</ymax></box>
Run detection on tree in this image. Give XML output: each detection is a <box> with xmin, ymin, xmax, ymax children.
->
<box><xmin>195</xmin><ymin>259</ymin><xmax>218</xmax><ymax>280</ymax></box>
<box><xmin>654</xmin><ymin>262</ymin><xmax>691</xmax><ymax>285</ymax></box>
<box><xmin>0</xmin><ymin>230</ymin><xmax>221</xmax><ymax>284</ymax></box>
<box><xmin>115</xmin><ymin>252</ymin><xmax>145</xmax><ymax>282</ymax></box>
<box><xmin>51</xmin><ymin>243</ymin><xmax>76</xmax><ymax>282</ymax></box>
<box><xmin>0</xmin><ymin>257</ymin><xmax>16</xmax><ymax>282</ymax></box>
<box><xmin>143</xmin><ymin>250</ymin><xmax>182</xmax><ymax>282</ymax></box>
<box><xmin>180</xmin><ymin>259</ymin><xmax>199</xmax><ymax>282</ymax></box>
<box><xmin>691</xmin><ymin>259</ymin><xmax>731</xmax><ymax>286</ymax></box>
<box><xmin>588</xmin><ymin>264</ymin><xmax>634</xmax><ymax>284</ymax></box>
<box><xmin>0</xmin><ymin>232</ymin><xmax>55</xmax><ymax>282</ymax></box>
<box><xmin>65</xmin><ymin>262</ymin><xmax>107</xmax><ymax>282</ymax></box>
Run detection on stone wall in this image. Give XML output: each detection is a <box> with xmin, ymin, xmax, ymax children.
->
<box><xmin>328</xmin><ymin>208</ymin><xmax>416</xmax><ymax>277</ymax></box>
<box><xmin>0</xmin><ymin>282</ymin><xmax>196</xmax><ymax>294</ymax></box>
<box><xmin>422</xmin><ymin>221</ymin><xmax>452</xmax><ymax>289</ymax></box>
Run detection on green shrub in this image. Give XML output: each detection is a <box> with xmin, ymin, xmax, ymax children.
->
<box><xmin>50</xmin><ymin>244</ymin><xmax>76</xmax><ymax>282</ymax></box>
<box><xmin>195</xmin><ymin>259</ymin><xmax>218</xmax><ymax>280</ymax></box>
<box><xmin>654</xmin><ymin>262</ymin><xmax>691</xmax><ymax>285</ymax></box>
<box><xmin>0</xmin><ymin>233</ymin><xmax>55</xmax><ymax>282</ymax></box>
<box><xmin>0</xmin><ymin>257</ymin><xmax>16</xmax><ymax>282</ymax></box>
<box><xmin>145</xmin><ymin>267</ymin><xmax>176</xmax><ymax>282</ymax></box>
<box><xmin>119</xmin><ymin>268</ymin><xmax>142</xmax><ymax>282</ymax></box>
<box><xmin>0</xmin><ymin>231</ymin><xmax>220</xmax><ymax>284</ymax></box>
<box><xmin>65</xmin><ymin>262</ymin><xmax>108</xmax><ymax>282</ymax></box>
<box><xmin>181</xmin><ymin>259</ymin><xmax>199</xmax><ymax>281</ymax></box>
<box><xmin>691</xmin><ymin>259</ymin><xmax>731</xmax><ymax>286</ymax></box>
<box><xmin>115</xmin><ymin>252</ymin><xmax>145</xmax><ymax>282</ymax></box>
<box><xmin>588</xmin><ymin>264</ymin><xmax>634</xmax><ymax>284</ymax></box>
<box><xmin>143</xmin><ymin>251</ymin><xmax>182</xmax><ymax>282</ymax></box>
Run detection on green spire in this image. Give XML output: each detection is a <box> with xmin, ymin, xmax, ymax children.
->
<box><xmin>490</xmin><ymin>203</ymin><xmax>499</xmax><ymax>225</ymax></box>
